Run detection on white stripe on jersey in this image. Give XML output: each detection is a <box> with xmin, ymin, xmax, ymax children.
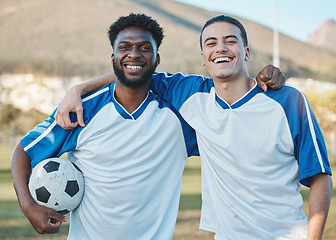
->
<box><xmin>82</xmin><ymin>87</ymin><xmax>109</xmax><ymax>102</ymax></box>
<box><xmin>23</xmin><ymin>121</ymin><xmax>57</xmax><ymax>152</ymax></box>
<box><xmin>289</xmin><ymin>86</ymin><xmax>325</xmax><ymax>172</ymax></box>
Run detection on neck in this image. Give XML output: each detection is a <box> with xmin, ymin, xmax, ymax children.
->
<box><xmin>214</xmin><ymin>74</ymin><xmax>255</xmax><ymax>105</ymax></box>
<box><xmin>114</xmin><ymin>80</ymin><xmax>150</xmax><ymax>113</ymax></box>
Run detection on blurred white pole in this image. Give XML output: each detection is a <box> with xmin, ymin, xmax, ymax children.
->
<box><xmin>273</xmin><ymin>0</ymin><xmax>280</xmax><ymax>67</ymax></box>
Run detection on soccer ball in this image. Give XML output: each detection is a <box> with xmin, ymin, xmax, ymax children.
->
<box><xmin>28</xmin><ymin>158</ymin><xmax>85</xmax><ymax>215</ymax></box>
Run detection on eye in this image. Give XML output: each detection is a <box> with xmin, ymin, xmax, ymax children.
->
<box><xmin>206</xmin><ymin>41</ymin><xmax>216</xmax><ymax>47</ymax></box>
<box><xmin>226</xmin><ymin>39</ymin><xmax>237</xmax><ymax>44</ymax></box>
<box><xmin>118</xmin><ymin>45</ymin><xmax>130</xmax><ymax>50</ymax></box>
<box><xmin>140</xmin><ymin>45</ymin><xmax>153</xmax><ymax>51</ymax></box>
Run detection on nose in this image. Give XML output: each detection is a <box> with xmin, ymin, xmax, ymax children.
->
<box><xmin>128</xmin><ymin>47</ymin><xmax>141</xmax><ymax>58</ymax></box>
<box><xmin>216</xmin><ymin>42</ymin><xmax>228</xmax><ymax>53</ymax></box>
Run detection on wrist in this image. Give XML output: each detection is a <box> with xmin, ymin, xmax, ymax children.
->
<box><xmin>70</xmin><ymin>84</ymin><xmax>87</xmax><ymax>96</ymax></box>
<box><xmin>19</xmin><ymin>195</ymin><xmax>37</xmax><ymax>214</ymax></box>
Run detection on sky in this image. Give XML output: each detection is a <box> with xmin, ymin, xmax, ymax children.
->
<box><xmin>175</xmin><ymin>0</ymin><xmax>336</xmax><ymax>42</ymax></box>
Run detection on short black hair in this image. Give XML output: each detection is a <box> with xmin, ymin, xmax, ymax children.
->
<box><xmin>200</xmin><ymin>15</ymin><xmax>248</xmax><ymax>50</ymax></box>
<box><xmin>108</xmin><ymin>13</ymin><xmax>164</xmax><ymax>49</ymax></box>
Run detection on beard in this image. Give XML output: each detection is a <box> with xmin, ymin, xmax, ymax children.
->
<box><xmin>113</xmin><ymin>60</ymin><xmax>157</xmax><ymax>89</ymax></box>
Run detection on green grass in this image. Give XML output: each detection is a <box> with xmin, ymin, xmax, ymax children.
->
<box><xmin>1</xmin><ymin>153</ymin><xmax>336</xmax><ymax>239</ymax></box>
<box><xmin>0</xmin><ymin>144</ymin><xmax>12</xmax><ymax>170</ymax></box>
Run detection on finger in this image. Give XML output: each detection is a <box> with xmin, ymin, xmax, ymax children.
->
<box><xmin>33</xmin><ymin>215</ymin><xmax>63</xmax><ymax>234</ymax></box>
<box><xmin>270</xmin><ymin>68</ymin><xmax>281</xmax><ymax>86</ymax></box>
<box><xmin>55</xmin><ymin>108</ymin><xmax>67</xmax><ymax>128</ymax></box>
<box><xmin>64</xmin><ymin>114</ymin><xmax>79</xmax><ymax>130</ymax></box>
<box><xmin>279</xmin><ymin>74</ymin><xmax>286</xmax><ymax>88</ymax></box>
<box><xmin>273</xmin><ymin>70</ymin><xmax>286</xmax><ymax>89</ymax></box>
<box><xmin>56</xmin><ymin>115</ymin><xmax>75</xmax><ymax>130</ymax></box>
<box><xmin>43</xmin><ymin>218</ymin><xmax>62</xmax><ymax>234</ymax></box>
<box><xmin>55</xmin><ymin>114</ymin><xmax>65</xmax><ymax>129</ymax></box>
<box><xmin>256</xmin><ymin>71</ymin><xmax>267</xmax><ymax>91</ymax></box>
<box><xmin>268</xmin><ymin>68</ymin><xmax>285</xmax><ymax>89</ymax></box>
<box><xmin>256</xmin><ymin>78</ymin><xmax>268</xmax><ymax>92</ymax></box>
<box><xmin>49</xmin><ymin>211</ymin><xmax>69</xmax><ymax>223</ymax></box>
<box><xmin>54</xmin><ymin>109</ymin><xmax>63</xmax><ymax>126</ymax></box>
<box><xmin>256</xmin><ymin>65</ymin><xmax>275</xmax><ymax>91</ymax></box>
<box><xmin>262</xmin><ymin>64</ymin><xmax>275</xmax><ymax>80</ymax></box>
<box><xmin>76</xmin><ymin>110</ymin><xmax>85</xmax><ymax>128</ymax></box>
<box><xmin>54</xmin><ymin>110</ymin><xmax>59</xmax><ymax>122</ymax></box>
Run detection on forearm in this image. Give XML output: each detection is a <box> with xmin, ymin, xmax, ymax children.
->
<box><xmin>11</xmin><ymin>142</ymin><xmax>68</xmax><ymax>233</ymax></box>
<box><xmin>76</xmin><ymin>72</ymin><xmax>116</xmax><ymax>95</ymax></box>
<box><xmin>11</xmin><ymin>142</ymin><xmax>35</xmax><ymax>211</ymax></box>
<box><xmin>307</xmin><ymin>173</ymin><xmax>333</xmax><ymax>240</ymax></box>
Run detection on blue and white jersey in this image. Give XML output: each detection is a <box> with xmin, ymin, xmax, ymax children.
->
<box><xmin>21</xmin><ymin>82</ymin><xmax>198</xmax><ymax>240</ymax></box>
<box><xmin>150</xmin><ymin>72</ymin><xmax>332</xmax><ymax>240</ymax></box>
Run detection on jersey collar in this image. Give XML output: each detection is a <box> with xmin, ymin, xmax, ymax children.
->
<box><xmin>110</xmin><ymin>83</ymin><xmax>154</xmax><ymax>120</ymax></box>
<box><xmin>215</xmin><ymin>81</ymin><xmax>263</xmax><ymax>110</ymax></box>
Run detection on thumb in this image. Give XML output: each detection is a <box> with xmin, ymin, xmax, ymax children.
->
<box><xmin>256</xmin><ymin>74</ymin><xmax>268</xmax><ymax>91</ymax></box>
<box><xmin>260</xmin><ymin>82</ymin><xmax>268</xmax><ymax>92</ymax></box>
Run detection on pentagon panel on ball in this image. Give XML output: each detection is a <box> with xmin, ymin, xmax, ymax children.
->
<box><xmin>28</xmin><ymin>158</ymin><xmax>85</xmax><ymax>215</ymax></box>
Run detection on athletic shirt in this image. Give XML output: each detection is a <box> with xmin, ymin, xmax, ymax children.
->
<box><xmin>150</xmin><ymin>72</ymin><xmax>332</xmax><ymax>240</ymax></box>
<box><xmin>21</xmin><ymin>82</ymin><xmax>198</xmax><ymax>240</ymax></box>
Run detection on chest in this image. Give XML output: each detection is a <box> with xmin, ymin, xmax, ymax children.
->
<box><xmin>180</xmin><ymin>92</ymin><xmax>295</xmax><ymax>165</ymax></box>
<box><xmin>67</xmin><ymin>102</ymin><xmax>187</xmax><ymax>183</ymax></box>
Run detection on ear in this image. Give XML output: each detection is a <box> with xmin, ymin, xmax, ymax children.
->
<box><xmin>244</xmin><ymin>47</ymin><xmax>250</xmax><ymax>61</ymax></box>
<box><xmin>156</xmin><ymin>53</ymin><xmax>161</xmax><ymax>66</ymax></box>
<box><xmin>201</xmin><ymin>52</ymin><xmax>205</xmax><ymax>66</ymax></box>
<box><xmin>111</xmin><ymin>53</ymin><xmax>114</xmax><ymax>64</ymax></box>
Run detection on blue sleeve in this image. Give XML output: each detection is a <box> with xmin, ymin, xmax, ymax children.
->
<box><xmin>266</xmin><ymin>86</ymin><xmax>331</xmax><ymax>187</ymax></box>
<box><xmin>150</xmin><ymin>72</ymin><xmax>212</xmax><ymax>111</ymax></box>
<box><xmin>21</xmin><ymin>84</ymin><xmax>113</xmax><ymax>168</ymax></box>
<box><xmin>296</xmin><ymin>94</ymin><xmax>331</xmax><ymax>187</ymax></box>
<box><xmin>21</xmin><ymin>109</ymin><xmax>82</xmax><ymax>168</ymax></box>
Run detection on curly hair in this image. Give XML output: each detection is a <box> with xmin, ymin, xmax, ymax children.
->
<box><xmin>108</xmin><ymin>13</ymin><xmax>164</xmax><ymax>49</ymax></box>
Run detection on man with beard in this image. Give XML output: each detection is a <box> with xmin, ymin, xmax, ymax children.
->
<box><xmin>11</xmin><ymin>13</ymin><xmax>198</xmax><ymax>240</ymax></box>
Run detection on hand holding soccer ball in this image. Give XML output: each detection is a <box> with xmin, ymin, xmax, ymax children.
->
<box><xmin>28</xmin><ymin>158</ymin><xmax>85</xmax><ymax>216</ymax></box>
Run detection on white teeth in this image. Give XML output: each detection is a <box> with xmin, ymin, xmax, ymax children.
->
<box><xmin>214</xmin><ymin>57</ymin><xmax>231</xmax><ymax>63</ymax></box>
<box><xmin>126</xmin><ymin>65</ymin><xmax>142</xmax><ymax>69</ymax></box>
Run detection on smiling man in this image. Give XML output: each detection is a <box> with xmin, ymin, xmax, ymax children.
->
<box><xmin>11</xmin><ymin>13</ymin><xmax>198</xmax><ymax>240</ymax></box>
<box><xmin>149</xmin><ymin>16</ymin><xmax>333</xmax><ymax>240</ymax></box>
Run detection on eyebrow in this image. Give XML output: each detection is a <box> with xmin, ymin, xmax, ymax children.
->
<box><xmin>117</xmin><ymin>40</ymin><xmax>153</xmax><ymax>45</ymax></box>
<box><xmin>203</xmin><ymin>35</ymin><xmax>239</xmax><ymax>44</ymax></box>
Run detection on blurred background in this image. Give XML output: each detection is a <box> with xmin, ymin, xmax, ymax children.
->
<box><xmin>0</xmin><ymin>0</ymin><xmax>335</xmax><ymax>239</ymax></box>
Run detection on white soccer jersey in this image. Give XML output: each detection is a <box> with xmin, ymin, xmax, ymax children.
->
<box><xmin>21</xmin><ymin>83</ymin><xmax>198</xmax><ymax>240</ymax></box>
<box><xmin>150</xmin><ymin>72</ymin><xmax>332</xmax><ymax>240</ymax></box>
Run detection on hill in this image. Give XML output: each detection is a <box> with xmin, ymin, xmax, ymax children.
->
<box><xmin>306</xmin><ymin>19</ymin><xmax>336</xmax><ymax>54</ymax></box>
<box><xmin>1</xmin><ymin>0</ymin><xmax>336</xmax><ymax>82</ymax></box>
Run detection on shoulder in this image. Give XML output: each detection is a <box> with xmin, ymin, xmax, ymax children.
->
<box><xmin>153</xmin><ymin>72</ymin><xmax>211</xmax><ymax>84</ymax></box>
<box><xmin>263</xmin><ymin>85</ymin><xmax>306</xmax><ymax>103</ymax></box>
<box><xmin>265</xmin><ymin>84</ymin><xmax>302</xmax><ymax>95</ymax></box>
<box><xmin>81</xmin><ymin>84</ymin><xmax>113</xmax><ymax>110</ymax></box>
<box><xmin>82</xmin><ymin>84</ymin><xmax>112</xmax><ymax>104</ymax></box>
<box><xmin>153</xmin><ymin>72</ymin><xmax>214</xmax><ymax>93</ymax></box>
<box><xmin>78</xmin><ymin>83</ymin><xmax>114</xmax><ymax>124</ymax></box>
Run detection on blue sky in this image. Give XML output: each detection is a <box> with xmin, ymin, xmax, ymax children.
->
<box><xmin>175</xmin><ymin>0</ymin><xmax>336</xmax><ymax>42</ymax></box>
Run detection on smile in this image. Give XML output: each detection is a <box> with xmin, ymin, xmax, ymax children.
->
<box><xmin>124</xmin><ymin>65</ymin><xmax>144</xmax><ymax>69</ymax></box>
<box><xmin>213</xmin><ymin>56</ymin><xmax>232</xmax><ymax>63</ymax></box>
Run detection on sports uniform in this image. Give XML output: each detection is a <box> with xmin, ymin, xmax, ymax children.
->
<box><xmin>21</xmin><ymin>82</ymin><xmax>198</xmax><ymax>240</ymax></box>
<box><xmin>150</xmin><ymin>72</ymin><xmax>332</xmax><ymax>240</ymax></box>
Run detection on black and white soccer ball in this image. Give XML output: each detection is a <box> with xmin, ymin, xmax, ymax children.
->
<box><xmin>28</xmin><ymin>158</ymin><xmax>85</xmax><ymax>215</ymax></box>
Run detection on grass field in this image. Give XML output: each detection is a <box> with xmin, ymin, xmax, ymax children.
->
<box><xmin>0</xmin><ymin>145</ymin><xmax>335</xmax><ymax>239</ymax></box>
